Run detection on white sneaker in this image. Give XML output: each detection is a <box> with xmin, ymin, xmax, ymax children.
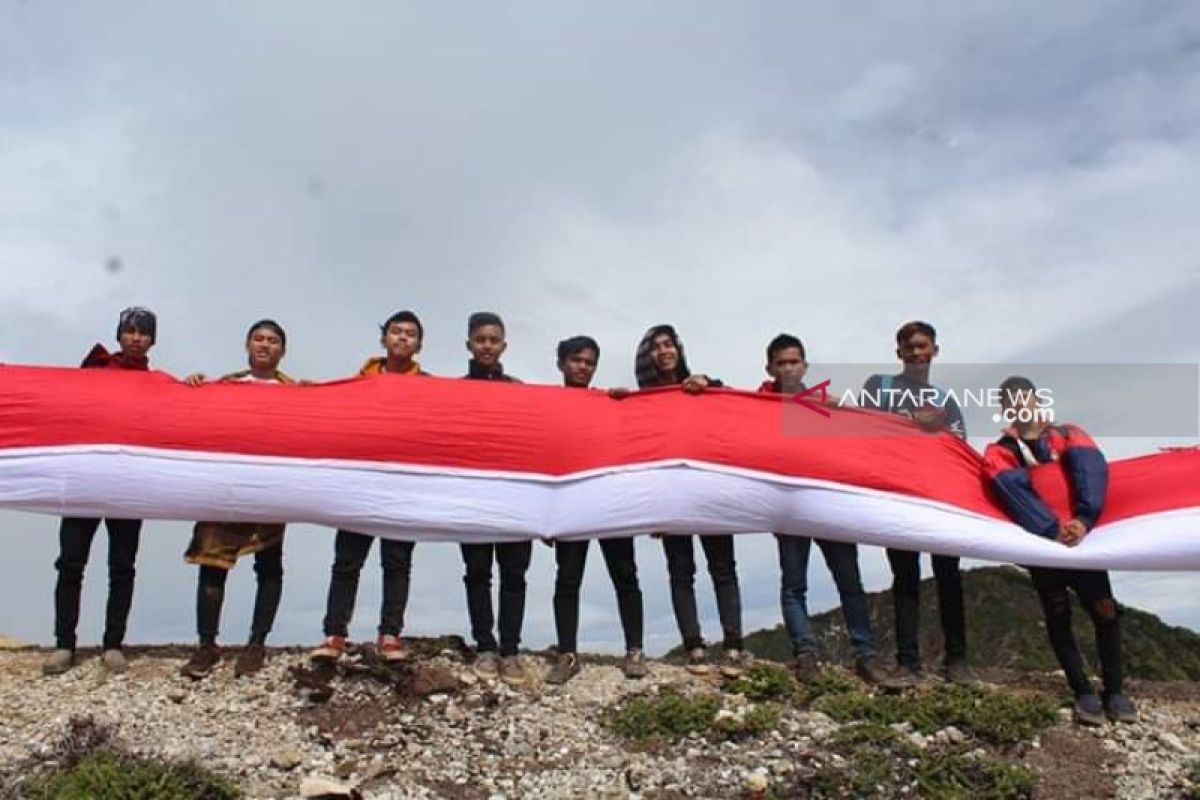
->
<box><xmin>685</xmin><ymin>647</ymin><xmax>711</xmax><ymax>675</ymax></box>
<box><xmin>42</xmin><ymin>649</ymin><xmax>74</xmax><ymax>676</ymax></box>
<box><xmin>101</xmin><ymin>649</ymin><xmax>129</xmax><ymax>674</ymax></box>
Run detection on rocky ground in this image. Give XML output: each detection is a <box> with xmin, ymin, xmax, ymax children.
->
<box><xmin>0</xmin><ymin>642</ymin><xmax>1196</xmax><ymax>799</ymax></box>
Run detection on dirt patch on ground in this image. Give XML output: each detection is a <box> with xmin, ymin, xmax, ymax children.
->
<box><xmin>295</xmin><ymin>693</ymin><xmax>400</xmax><ymax>741</ymax></box>
<box><xmin>1025</xmin><ymin>725</ymin><xmax>1120</xmax><ymax>800</ymax></box>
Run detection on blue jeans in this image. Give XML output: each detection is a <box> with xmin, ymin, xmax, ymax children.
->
<box><xmin>776</xmin><ymin>534</ymin><xmax>875</xmax><ymax>659</ymax></box>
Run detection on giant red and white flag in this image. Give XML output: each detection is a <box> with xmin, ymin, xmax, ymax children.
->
<box><xmin>0</xmin><ymin>365</ymin><xmax>1196</xmax><ymax>569</ymax></box>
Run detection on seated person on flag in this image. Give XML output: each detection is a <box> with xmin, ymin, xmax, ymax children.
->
<box><xmin>758</xmin><ymin>333</ymin><xmax>883</xmax><ymax>685</ymax></box>
<box><xmin>630</xmin><ymin>323</ymin><xmax>747</xmax><ymax>678</ymax></box>
<box><xmin>545</xmin><ymin>335</ymin><xmax>649</xmax><ymax>685</ymax></box>
<box><xmin>179</xmin><ymin>319</ymin><xmax>295</xmax><ymax>679</ymax></box>
<box><xmin>983</xmin><ymin>376</ymin><xmax>1136</xmax><ymax>726</ymax></box>
<box><xmin>860</xmin><ymin>320</ymin><xmax>970</xmax><ymax>684</ymax></box>
<box><xmin>310</xmin><ymin>311</ymin><xmax>427</xmax><ymax>666</ymax></box>
<box><xmin>43</xmin><ymin>307</ymin><xmax>159</xmax><ymax>677</ymax></box>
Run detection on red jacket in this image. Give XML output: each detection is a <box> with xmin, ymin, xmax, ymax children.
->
<box><xmin>80</xmin><ymin>343</ymin><xmax>149</xmax><ymax>371</ymax></box>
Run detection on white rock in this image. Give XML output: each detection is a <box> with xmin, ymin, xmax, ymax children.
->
<box><xmin>299</xmin><ymin>776</ymin><xmax>357</xmax><ymax>797</ymax></box>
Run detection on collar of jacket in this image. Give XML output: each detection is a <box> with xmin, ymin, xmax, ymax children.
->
<box><xmin>466</xmin><ymin>359</ymin><xmax>510</xmax><ymax>380</ymax></box>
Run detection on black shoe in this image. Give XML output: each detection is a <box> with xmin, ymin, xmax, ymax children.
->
<box><xmin>943</xmin><ymin>660</ymin><xmax>974</xmax><ymax>685</ymax></box>
<box><xmin>1103</xmin><ymin>692</ymin><xmax>1137</xmax><ymax>723</ymax></box>
<box><xmin>893</xmin><ymin>663</ymin><xmax>925</xmax><ymax>687</ymax></box>
<box><xmin>1073</xmin><ymin>693</ymin><xmax>1106</xmax><ymax>726</ymax></box>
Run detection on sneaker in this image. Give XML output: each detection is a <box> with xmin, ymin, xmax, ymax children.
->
<box><xmin>545</xmin><ymin>652</ymin><xmax>581</xmax><ymax>685</ymax></box>
<box><xmin>943</xmin><ymin>660</ymin><xmax>974</xmax><ymax>685</ymax></box>
<box><xmin>1104</xmin><ymin>692</ymin><xmax>1138</xmax><ymax>723</ymax></box>
<box><xmin>1073</xmin><ymin>693</ymin><xmax>1106</xmax><ymax>727</ymax></box>
<box><xmin>180</xmin><ymin>643</ymin><xmax>221</xmax><ymax>679</ymax></box>
<box><xmin>101</xmin><ymin>649</ymin><xmax>129</xmax><ymax>674</ymax></box>
<box><xmin>474</xmin><ymin>651</ymin><xmax>500</xmax><ymax>679</ymax></box>
<box><xmin>234</xmin><ymin>644</ymin><xmax>266</xmax><ymax>677</ymax></box>
<box><xmin>376</xmin><ymin>635</ymin><xmax>408</xmax><ymax>663</ymax></box>
<box><xmin>310</xmin><ymin>635</ymin><xmax>347</xmax><ymax>663</ymax></box>
<box><xmin>685</xmin><ymin>647</ymin><xmax>711</xmax><ymax>676</ymax></box>
<box><xmin>719</xmin><ymin>649</ymin><xmax>751</xmax><ymax>678</ymax></box>
<box><xmin>622</xmin><ymin>649</ymin><xmax>649</xmax><ymax>680</ymax></box>
<box><xmin>854</xmin><ymin>655</ymin><xmax>886</xmax><ymax>686</ymax></box>
<box><xmin>500</xmin><ymin>655</ymin><xmax>526</xmax><ymax>686</ymax></box>
<box><xmin>42</xmin><ymin>649</ymin><xmax>74</xmax><ymax>676</ymax></box>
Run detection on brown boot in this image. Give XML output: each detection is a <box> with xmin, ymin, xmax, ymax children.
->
<box><xmin>180</xmin><ymin>643</ymin><xmax>221</xmax><ymax>680</ymax></box>
<box><xmin>545</xmin><ymin>652</ymin><xmax>581</xmax><ymax>685</ymax></box>
<box><xmin>234</xmin><ymin>643</ymin><xmax>267</xmax><ymax>677</ymax></box>
<box><xmin>854</xmin><ymin>655</ymin><xmax>886</xmax><ymax>686</ymax></box>
<box><xmin>793</xmin><ymin>653</ymin><xmax>821</xmax><ymax>683</ymax></box>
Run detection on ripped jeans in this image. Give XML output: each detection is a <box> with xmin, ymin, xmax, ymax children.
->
<box><xmin>1028</xmin><ymin>567</ymin><xmax>1122</xmax><ymax>698</ymax></box>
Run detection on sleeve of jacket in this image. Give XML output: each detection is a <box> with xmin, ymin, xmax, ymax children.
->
<box><xmin>983</xmin><ymin>443</ymin><xmax>1060</xmax><ymax>538</ymax></box>
<box><xmin>1057</xmin><ymin>424</ymin><xmax>1109</xmax><ymax>530</ymax></box>
<box><xmin>80</xmin><ymin>343</ymin><xmax>112</xmax><ymax>368</ymax></box>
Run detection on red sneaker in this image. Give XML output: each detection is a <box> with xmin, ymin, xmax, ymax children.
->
<box><xmin>377</xmin><ymin>634</ymin><xmax>408</xmax><ymax>663</ymax></box>
<box><xmin>310</xmin><ymin>635</ymin><xmax>347</xmax><ymax>663</ymax></box>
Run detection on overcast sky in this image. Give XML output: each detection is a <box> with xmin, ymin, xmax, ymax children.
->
<box><xmin>2</xmin><ymin>2</ymin><xmax>1198</xmax><ymax>653</ymax></box>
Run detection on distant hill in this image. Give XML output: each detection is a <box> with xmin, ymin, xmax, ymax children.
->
<box><xmin>672</xmin><ymin>566</ymin><xmax>1200</xmax><ymax>681</ymax></box>
<box><xmin>0</xmin><ymin>634</ymin><xmax>26</xmax><ymax>649</ymax></box>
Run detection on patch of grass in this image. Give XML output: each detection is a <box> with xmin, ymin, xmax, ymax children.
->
<box><xmin>912</xmin><ymin>750</ymin><xmax>1038</xmax><ymax>800</ymax></box>
<box><xmin>607</xmin><ymin>690</ymin><xmax>781</xmax><ymax>742</ymax></box>
<box><xmin>712</xmin><ymin>702</ymin><xmax>783</xmax><ymax>737</ymax></box>
<box><xmin>811</xmin><ymin>684</ymin><xmax>1057</xmax><ymax>744</ymax></box>
<box><xmin>804</xmin><ymin>722</ymin><xmax>1037</xmax><ymax>800</ymax></box>
<box><xmin>1182</xmin><ymin>758</ymin><xmax>1200</xmax><ymax>800</ymax></box>
<box><xmin>27</xmin><ymin>750</ymin><xmax>240</xmax><ymax>800</ymax></box>
<box><xmin>792</xmin><ymin>668</ymin><xmax>862</xmax><ymax>705</ymax></box>
<box><xmin>742</xmin><ymin>702</ymin><xmax>783</xmax><ymax>735</ymax></box>
<box><xmin>723</xmin><ymin>663</ymin><xmax>795</xmax><ymax>701</ymax></box>
<box><xmin>608</xmin><ymin>691</ymin><xmax>720</xmax><ymax>740</ymax></box>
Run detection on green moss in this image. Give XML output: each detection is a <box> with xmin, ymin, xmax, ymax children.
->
<box><xmin>607</xmin><ymin>690</ymin><xmax>781</xmax><ymax>741</ymax></box>
<box><xmin>607</xmin><ymin>691</ymin><xmax>720</xmax><ymax>740</ymax></box>
<box><xmin>811</xmin><ymin>684</ymin><xmax>1057</xmax><ymax>744</ymax></box>
<box><xmin>806</xmin><ymin>723</ymin><xmax>1037</xmax><ymax>799</ymax></box>
<box><xmin>723</xmin><ymin>663</ymin><xmax>796</xmax><ymax>701</ymax></box>
<box><xmin>28</xmin><ymin>750</ymin><xmax>240</xmax><ymax>800</ymax></box>
<box><xmin>792</xmin><ymin>668</ymin><xmax>862</xmax><ymax>705</ymax></box>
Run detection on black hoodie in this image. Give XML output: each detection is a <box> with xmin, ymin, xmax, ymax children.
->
<box><xmin>634</xmin><ymin>324</ymin><xmax>721</xmax><ymax>389</ymax></box>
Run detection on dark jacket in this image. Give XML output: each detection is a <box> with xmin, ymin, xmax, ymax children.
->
<box><xmin>464</xmin><ymin>359</ymin><xmax>519</xmax><ymax>382</ymax></box>
<box><xmin>634</xmin><ymin>324</ymin><xmax>722</xmax><ymax>389</ymax></box>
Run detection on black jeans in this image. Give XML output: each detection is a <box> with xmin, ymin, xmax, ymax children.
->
<box><xmin>53</xmin><ymin>516</ymin><xmax>142</xmax><ymax>650</ymax></box>
<box><xmin>322</xmin><ymin>530</ymin><xmax>414</xmax><ymax>637</ymax></box>
<box><xmin>886</xmin><ymin>548</ymin><xmax>966</xmax><ymax>669</ymax></box>
<box><xmin>554</xmin><ymin>537</ymin><xmax>643</xmax><ymax>653</ymax></box>
<box><xmin>662</xmin><ymin>534</ymin><xmax>743</xmax><ymax>651</ymax></box>
<box><xmin>461</xmin><ymin>542</ymin><xmax>532</xmax><ymax>656</ymax></box>
<box><xmin>1029</xmin><ymin>567</ymin><xmax>1123</xmax><ymax>698</ymax></box>
<box><xmin>197</xmin><ymin>544</ymin><xmax>283</xmax><ymax>646</ymax></box>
